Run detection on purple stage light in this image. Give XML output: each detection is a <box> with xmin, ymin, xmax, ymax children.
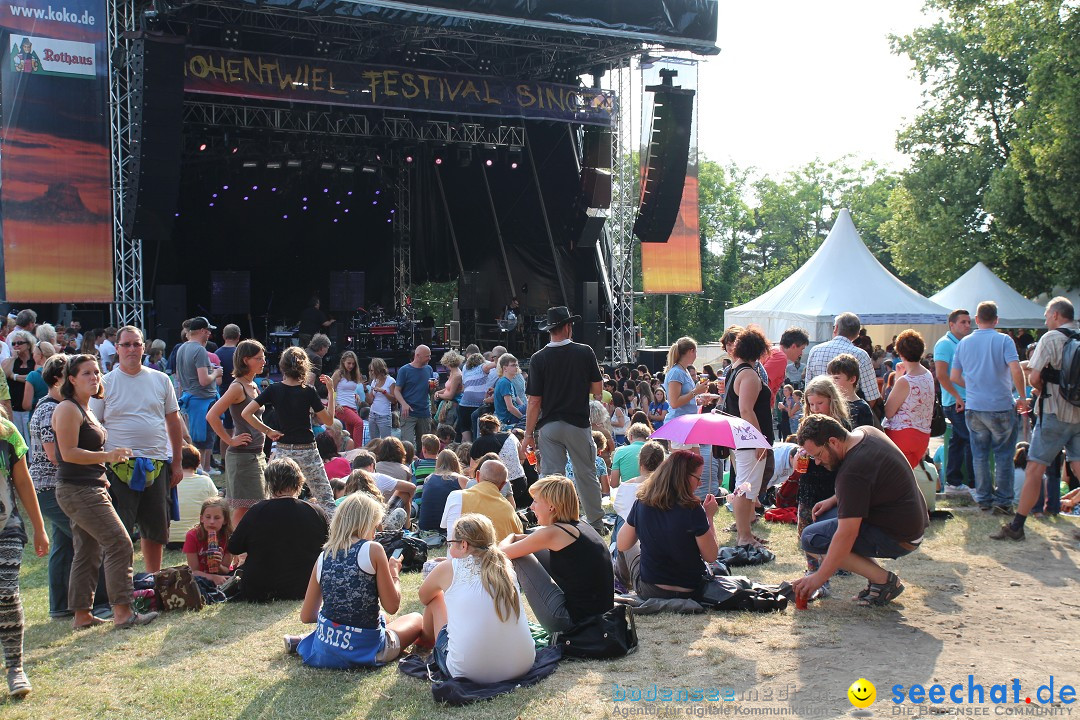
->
<box><xmin>223</xmin><ymin>185</ymin><xmax>229</xmax><ymax>190</ymax></box>
<box><xmin>375</xmin><ymin>190</ymin><xmax>381</xmax><ymax>195</ymax></box>
<box><xmin>323</xmin><ymin>188</ymin><xmax>329</xmax><ymax>193</ymax></box>
<box><xmin>335</xmin><ymin>200</ymin><xmax>341</xmax><ymax>205</ymax></box>
<box><xmin>252</xmin><ymin>185</ymin><xmax>258</xmax><ymax>190</ymax></box>
<box><xmin>243</xmin><ymin>196</ymin><xmax>249</xmax><ymax>201</ymax></box>
<box><xmin>303</xmin><ymin>205</ymin><xmax>308</xmax><ymax>210</ymax></box>
<box><xmin>333</xmin><ymin>219</ymin><xmax>339</xmax><ymax>223</ymax></box>
<box><xmin>209</xmin><ymin>203</ymin><xmax>215</xmax><ymax>207</ymax></box>
<box><xmin>212</xmin><ymin>193</ymin><xmax>218</xmax><ymax>198</ymax></box>
<box><xmin>344</xmin><ymin>209</ymin><xmax>349</xmax><ymax>213</ymax></box>
<box><xmin>347</xmin><ymin>191</ymin><xmax>353</xmax><ymax>196</ymax></box>
<box><xmin>303</xmin><ymin>196</ymin><xmax>308</xmax><ymax>202</ymax></box>
<box><xmin>283</xmin><ymin>214</ymin><xmax>288</xmax><ymax>219</ymax></box>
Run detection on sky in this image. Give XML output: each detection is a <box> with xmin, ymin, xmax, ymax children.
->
<box><xmin>694</xmin><ymin>0</ymin><xmax>932</xmax><ymax>178</ymax></box>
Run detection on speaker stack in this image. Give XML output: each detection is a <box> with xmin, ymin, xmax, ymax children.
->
<box><xmin>634</xmin><ymin>70</ymin><xmax>695</xmax><ymax>243</ymax></box>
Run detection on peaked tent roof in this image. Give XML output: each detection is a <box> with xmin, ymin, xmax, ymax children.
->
<box><xmin>930</xmin><ymin>262</ymin><xmax>1046</xmax><ymax>328</ymax></box>
<box><xmin>725</xmin><ymin>209</ymin><xmax>949</xmax><ymax>342</ymax></box>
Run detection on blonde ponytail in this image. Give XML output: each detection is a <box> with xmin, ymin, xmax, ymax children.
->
<box><xmin>453</xmin><ymin>514</ymin><xmax>521</xmax><ymax>623</ymax></box>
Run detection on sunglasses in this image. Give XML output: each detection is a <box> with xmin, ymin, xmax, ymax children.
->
<box><xmin>11</xmin><ymin>341</ymin><xmax>28</xmax><ymax>346</ymax></box>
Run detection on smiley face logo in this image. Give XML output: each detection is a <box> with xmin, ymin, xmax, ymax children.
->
<box><xmin>848</xmin><ymin>678</ymin><xmax>876</xmax><ymax>708</ymax></box>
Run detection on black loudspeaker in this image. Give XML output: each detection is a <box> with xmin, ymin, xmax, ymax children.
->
<box><xmin>575</xmin><ymin>210</ymin><xmax>608</xmax><ymax>249</ymax></box>
<box><xmin>458</xmin><ymin>271</ymin><xmax>481</xmax><ymax>309</ymax></box>
<box><xmin>581</xmin><ymin>282</ymin><xmax>599</xmax><ymax>324</ymax></box>
<box><xmin>636</xmin><ymin>348</ymin><xmax>668</xmax><ymax>374</ymax></box>
<box><xmin>210</xmin><ymin>271</ymin><xmax>250</xmax><ymax>315</ymax></box>
<box><xmin>154</xmin><ymin>284</ymin><xmax>187</xmax><ymax>345</ymax></box>
<box><xmin>123</xmin><ymin>35</ymin><xmax>186</xmax><ymax>244</ymax></box>
<box><xmin>634</xmin><ymin>72</ymin><xmax>695</xmax><ymax>243</ymax></box>
<box><xmin>329</xmin><ymin>271</ymin><xmax>366</xmax><ymax>311</ymax></box>
<box><xmin>582</xmin><ymin>127</ymin><xmax>612</xmax><ymax>169</ymax></box>
<box><xmin>581</xmin><ymin>168</ymin><xmax>612</xmax><ymax>209</ymax></box>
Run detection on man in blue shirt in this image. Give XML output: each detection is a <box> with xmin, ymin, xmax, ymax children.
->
<box><xmin>394</xmin><ymin>344</ymin><xmax>436</xmax><ymax>449</ymax></box>
<box><xmin>934</xmin><ymin>309</ymin><xmax>974</xmax><ymax>494</ymax></box>
<box><xmin>951</xmin><ymin>302</ymin><xmax>1028</xmax><ymax>512</ymax></box>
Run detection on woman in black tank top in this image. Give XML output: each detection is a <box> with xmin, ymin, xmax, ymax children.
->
<box><xmin>52</xmin><ymin>354</ymin><xmax>157</xmax><ymax>630</ymax></box>
<box><xmin>499</xmin><ymin>476</ymin><xmax>614</xmax><ymax>632</ymax></box>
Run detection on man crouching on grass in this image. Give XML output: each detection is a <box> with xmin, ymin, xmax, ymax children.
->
<box><xmin>791</xmin><ymin>415</ymin><xmax>929</xmax><ymax>607</ymax></box>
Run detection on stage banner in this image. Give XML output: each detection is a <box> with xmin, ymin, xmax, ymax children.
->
<box><xmin>0</xmin><ymin>1</ymin><xmax>114</xmax><ymax>303</ymax></box>
<box><xmin>640</xmin><ymin>58</ymin><xmax>701</xmax><ymax>294</ymax></box>
<box><xmin>184</xmin><ymin>47</ymin><xmax>616</xmax><ymax>126</ymax></box>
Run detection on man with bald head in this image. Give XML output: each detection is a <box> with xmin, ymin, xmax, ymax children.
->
<box><xmin>394</xmin><ymin>344</ymin><xmax>437</xmax><ymax>448</ymax></box>
<box><xmin>439</xmin><ymin>458</ymin><xmax>522</xmax><ymax>541</ymax></box>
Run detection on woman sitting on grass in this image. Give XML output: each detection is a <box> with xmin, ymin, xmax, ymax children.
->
<box><xmin>419</xmin><ymin>514</ymin><xmax>535</xmax><ymax>682</ymax></box>
<box><xmin>616</xmin><ymin>450</ymin><xmax>720</xmax><ymax>602</ymax></box>
<box><xmin>183</xmin><ymin>497</ymin><xmax>234</xmax><ymax>586</ymax></box>
<box><xmin>499</xmin><ymin>476</ymin><xmax>614</xmax><ymax>632</ymax></box>
<box><xmin>285</xmin><ymin>492</ymin><xmax>423</xmax><ymax>667</ymax></box>
<box><xmin>417</xmin><ymin>449</ymin><xmax>469</xmax><ymax>532</ymax></box>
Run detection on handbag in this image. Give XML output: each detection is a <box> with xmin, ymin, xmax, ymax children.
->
<box><xmin>550</xmin><ymin>604</ymin><xmax>638</xmax><ymax>659</ymax></box>
<box><xmin>153</xmin><ymin>565</ymin><xmax>204</xmax><ymax>611</ymax></box>
<box><xmin>930</xmin><ymin>398</ymin><xmax>946</xmax><ymax>437</ymax></box>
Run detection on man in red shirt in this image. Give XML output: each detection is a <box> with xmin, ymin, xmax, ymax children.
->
<box><xmin>761</xmin><ymin>327</ymin><xmax>810</xmax><ymax>397</ymax></box>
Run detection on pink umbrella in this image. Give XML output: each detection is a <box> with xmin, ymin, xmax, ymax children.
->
<box><xmin>650</xmin><ymin>410</ymin><xmax>771</xmax><ymax>449</ymax></box>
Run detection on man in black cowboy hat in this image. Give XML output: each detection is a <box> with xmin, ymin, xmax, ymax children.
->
<box><xmin>524</xmin><ymin>306</ymin><xmax>605</xmax><ymax>533</ymax></box>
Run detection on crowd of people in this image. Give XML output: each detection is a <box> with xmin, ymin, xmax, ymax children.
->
<box><xmin>0</xmin><ymin>294</ymin><xmax>1078</xmax><ymax>698</ymax></box>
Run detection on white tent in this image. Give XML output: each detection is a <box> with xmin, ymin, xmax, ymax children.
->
<box><xmin>930</xmin><ymin>262</ymin><xmax>1046</xmax><ymax>329</ymax></box>
<box><xmin>725</xmin><ymin>209</ymin><xmax>949</xmax><ymax>343</ymax></box>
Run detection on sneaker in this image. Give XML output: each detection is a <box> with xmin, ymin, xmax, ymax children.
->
<box><xmin>209</xmin><ymin>468</ymin><xmax>223</xmax><ymax>476</ymax></box>
<box><xmin>811</xmin><ymin>581</ymin><xmax>831</xmax><ymax>601</ymax></box>
<box><xmin>283</xmin><ymin>635</ymin><xmax>302</xmax><ymax>654</ymax></box>
<box><xmin>7</xmin><ymin>667</ymin><xmax>31</xmax><ymax>698</ymax></box>
<box><xmin>989</xmin><ymin>524</ymin><xmax>1025</xmax><ymax>541</ymax></box>
<box><xmin>382</xmin><ymin>507</ymin><xmax>407</xmax><ymax>533</ymax></box>
<box><xmin>944</xmin><ymin>484</ymin><xmax>973</xmax><ymax>496</ymax></box>
<box><xmin>992</xmin><ymin>505</ymin><xmax>1013</xmax><ymax>516</ymax></box>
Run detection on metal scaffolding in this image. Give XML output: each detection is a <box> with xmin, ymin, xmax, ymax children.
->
<box><xmin>107</xmin><ymin>0</ymin><xmax>144</xmax><ymax>328</ymax></box>
<box><xmin>393</xmin><ymin>155</ymin><xmax>413</xmax><ymax>319</ymax></box>
<box><xmin>608</xmin><ymin>62</ymin><xmax>638</xmax><ymax>364</ymax></box>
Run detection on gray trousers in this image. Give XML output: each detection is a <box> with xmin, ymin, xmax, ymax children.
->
<box><xmin>401</xmin><ymin>415</ymin><xmax>432</xmax><ymax>451</ymax></box>
<box><xmin>511</xmin><ymin>550</ymin><xmax>573</xmax><ymax>633</ymax></box>
<box><xmin>538</xmin><ymin>420</ymin><xmax>604</xmax><ymax>531</ymax></box>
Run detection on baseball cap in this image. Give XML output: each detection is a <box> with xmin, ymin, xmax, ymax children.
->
<box><xmin>189</xmin><ymin>316</ymin><xmax>217</xmax><ymax>331</ymax></box>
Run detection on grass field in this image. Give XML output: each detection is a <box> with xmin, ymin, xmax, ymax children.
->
<box><xmin>4</xmin><ymin>497</ymin><xmax>1080</xmax><ymax>719</ymax></box>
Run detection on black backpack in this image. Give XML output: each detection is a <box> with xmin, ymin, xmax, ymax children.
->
<box><xmin>1041</xmin><ymin>328</ymin><xmax>1080</xmax><ymax>408</ymax></box>
<box><xmin>374</xmin><ymin>530</ymin><xmax>428</xmax><ymax>572</ymax></box>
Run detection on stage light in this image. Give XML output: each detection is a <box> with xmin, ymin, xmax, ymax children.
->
<box><xmin>266</xmin><ymin>161</ymin><xmax>282</xmax><ymax>169</ymax></box>
<box><xmin>335</xmin><ymin>200</ymin><xmax>341</xmax><ymax>205</ymax></box>
<box><xmin>387</xmin><ymin>218</ymin><xmax>392</xmax><ymax>223</ymax></box>
<box><xmin>212</xmin><ymin>193</ymin><xmax>218</xmax><ymax>198</ymax></box>
<box><xmin>252</xmin><ymin>185</ymin><xmax>258</xmax><ymax>190</ymax></box>
<box><xmin>175</xmin><ymin>212</ymin><xmax>180</xmax><ymax>217</ymax></box>
<box><xmin>209</xmin><ymin>203</ymin><xmax>214</xmax><ymax>207</ymax></box>
<box><xmin>485</xmin><ymin>159</ymin><xmax>493</xmax><ymax>167</ymax></box>
<box><xmin>287</xmin><ymin>159</ymin><xmax>302</xmax><ymax>169</ymax></box>
<box><xmin>361</xmin><ymin>165</ymin><xmax>377</xmax><ymax>174</ymax></box>
<box><xmin>511</xmin><ymin>161</ymin><xmax>519</xmax><ymax>169</ymax></box>
<box><xmin>302</xmin><ymin>196</ymin><xmax>308</xmax><ymax>202</ymax></box>
<box><xmin>372</xmin><ymin>200</ymin><xmax>378</xmax><ymax>205</ymax></box>
<box><xmin>320</xmin><ymin>162</ymin><xmax>335</xmax><ymax>171</ymax></box>
<box><xmin>375</xmin><ymin>190</ymin><xmax>381</xmax><ymax>195</ymax></box>
<box><xmin>456</xmin><ymin>145</ymin><xmax>473</xmax><ymax>167</ymax></box>
<box><xmin>242</xmin><ymin>160</ymin><xmax>258</xmax><ymax>169</ymax></box>
<box><xmin>347</xmin><ymin>191</ymin><xmax>353</xmax><ymax>196</ymax></box>
<box><xmin>405</xmin><ymin>154</ymin><xmax>414</xmax><ymax>163</ymax></box>
<box><xmin>303</xmin><ymin>205</ymin><xmax>308</xmax><ymax>210</ymax></box>
<box><xmin>323</xmin><ymin>188</ymin><xmax>329</xmax><ymax>193</ymax></box>
<box><xmin>391</xmin><ymin>209</ymin><xmax>396</xmax><ymax>214</ymax></box>
<box><xmin>509</xmin><ymin>145</ymin><xmax>523</xmax><ymax>169</ymax></box>
<box><xmin>271</xmin><ymin>187</ymin><xmax>277</xmax><ymax>192</ymax></box>
<box><xmin>199</xmin><ymin>143</ymin><xmax>207</xmax><ymax>151</ymax></box>
<box><xmin>223</xmin><ymin>185</ymin><xmax>229</xmax><ymax>190</ymax></box>
<box><xmin>243</xmin><ymin>196</ymin><xmax>249</xmax><ymax>201</ymax></box>
<box><xmin>340</xmin><ymin>164</ymin><xmax>355</xmax><ymax>174</ymax></box>
<box><xmin>283</xmin><ymin>214</ymin><xmax>288</xmax><ymax>219</ymax></box>
<box><xmin>334</xmin><ymin>219</ymin><xmax>339</xmax><ymax>223</ymax></box>
<box><xmin>344</xmin><ymin>209</ymin><xmax>349</xmax><ymax>213</ymax></box>
<box><xmin>434</xmin><ymin>157</ymin><xmax>443</xmax><ymax>166</ymax></box>
<box><xmin>232</xmin><ymin>147</ymin><xmax>239</xmax><ymax>155</ymax></box>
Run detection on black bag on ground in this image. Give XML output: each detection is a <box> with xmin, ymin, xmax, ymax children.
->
<box><xmin>550</xmin><ymin>605</ymin><xmax>638</xmax><ymax>659</ymax></box>
<box><xmin>698</xmin><ymin>576</ymin><xmax>790</xmax><ymax>612</ymax></box>
<box><xmin>398</xmin><ymin>646</ymin><xmax>562</xmax><ymax>706</ymax></box>
<box><xmin>374</xmin><ymin>530</ymin><xmax>427</xmax><ymax>572</ymax></box>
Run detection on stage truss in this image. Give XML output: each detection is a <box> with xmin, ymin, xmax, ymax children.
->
<box><xmin>107</xmin><ymin>0</ymin><xmax>682</xmax><ymax>364</ymax></box>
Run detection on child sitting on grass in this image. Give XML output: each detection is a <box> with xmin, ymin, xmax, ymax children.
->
<box><xmin>183</xmin><ymin>497</ymin><xmax>234</xmax><ymax>585</ymax></box>
<box><xmin>339</xmin><ymin>469</ymin><xmax>408</xmax><ymax>532</ymax></box>
<box><xmin>285</xmin><ymin>492</ymin><xmax>423</xmax><ymax>667</ymax></box>
<box><xmin>566</xmin><ymin>430</ymin><xmax>611</xmax><ymax>495</ymax></box>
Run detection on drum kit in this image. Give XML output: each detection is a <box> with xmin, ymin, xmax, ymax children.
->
<box><xmin>348</xmin><ymin>307</ymin><xmax>416</xmax><ymax>352</ymax></box>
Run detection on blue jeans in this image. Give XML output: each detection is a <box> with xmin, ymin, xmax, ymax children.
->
<box><xmin>695</xmin><ymin>448</ymin><xmax>722</xmax><ymax>501</ymax></box>
<box><xmin>943</xmin><ymin>404</ymin><xmax>974</xmax><ymax>486</ymax></box>
<box><xmin>966</xmin><ymin>409</ymin><xmax>1019</xmax><ymax>508</ymax></box>
<box><xmin>800</xmin><ymin>507</ymin><xmax>917</xmax><ymax>560</ymax></box>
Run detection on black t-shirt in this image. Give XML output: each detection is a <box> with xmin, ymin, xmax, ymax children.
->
<box><xmin>526</xmin><ymin>341</ymin><xmax>602</xmax><ymax>429</ymax></box>
<box><xmin>228</xmin><ymin>497</ymin><xmax>328</xmax><ymax>602</ymax></box>
<box><xmin>847</xmin><ymin>398</ymin><xmax>878</xmax><ymax>430</ymax></box>
<box><xmin>547</xmin><ymin>522</ymin><xmax>615</xmax><ymax>622</ymax></box>
<box><xmin>299</xmin><ymin>306</ymin><xmax>326</xmax><ymax>337</ymax></box>
<box><xmin>626</xmin><ymin>500</ymin><xmax>711</xmax><ymax>589</ymax></box>
<box><xmin>835</xmin><ymin>427</ymin><xmax>929</xmax><ymax>543</ymax></box>
<box><xmin>254</xmin><ymin>382</ymin><xmax>324</xmax><ymax>444</ymax></box>
<box><xmin>470</xmin><ymin>432</ymin><xmax>508</xmax><ymax>460</ymax></box>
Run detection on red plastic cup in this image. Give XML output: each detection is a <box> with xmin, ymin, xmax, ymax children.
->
<box><xmin>795</xmin><ymin>593</ymin><xmax>808</xmax><ymax>610</ymax></box>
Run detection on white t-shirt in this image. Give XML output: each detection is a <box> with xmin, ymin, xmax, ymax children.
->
<box><xmin>443</xmin><ymin>555</ymin><xmax>535</xmax><ymax>683</ymax></box>
<box><xmin>373</xmin><ymin>472</ymin><xmax>400</xmax><ymax>501</ymax></box>
<box><xmin>89</xmin><ymin>366</ymin><xmax>180</xmax><ymax>459</ymax></box>
<box><xmin>170</xmin><ymin>472</ymin><xmax>220</xmax><ymax>544</ymax></box>
<box><xmin>369</xmin><ymin>375</ymin><xmax>396</xmax><ymax>416</ymax></box>
<box><xmin>612</xmin><ymin>478</ymin><xmax>645</xmax><ymax>521</ymax></box>
<box><xmin>98</xmin><ymin>339</ymin><xmax>117</xmax><ymax>372</ymax></box>
<box><xmin>440</xmin><ymin>490</ymin><xmax>465</xmax><ymax>539</ymax></box>
<box><xmin>336</xmin><ymin>378</ymin><xmax>361</xmax><ymax>410</ymax></box>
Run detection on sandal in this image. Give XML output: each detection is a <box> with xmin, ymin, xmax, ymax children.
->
<box><xmin>115</xmin><ymin>611</ymin><xmax>159</xmax><ymax>629</ymax></box>
<box><xmin>855</xmin><ymin>572</ymin><xmax>904</xmax><ymax>607</ymax></box>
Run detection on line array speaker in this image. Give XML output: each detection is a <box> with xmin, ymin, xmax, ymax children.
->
<box><xmin>122</xmin><ymin>34</ymin><xmax>186</xmax><ymax>244</ymax></box>
<box><xmin>634</xmin><ymin>73</ymin><xmax>695</xmax><ymax>243</ymax></box>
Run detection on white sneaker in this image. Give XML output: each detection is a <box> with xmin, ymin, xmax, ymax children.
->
<box><xmin>209</xmin><ymin>468</ymin><xmax>223</xmax><ymax>476</ymax></box>
<box><xmin>944</xmin><ymin>484</ymin><xmax>973</xmax><ymax>496</ymax></box>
